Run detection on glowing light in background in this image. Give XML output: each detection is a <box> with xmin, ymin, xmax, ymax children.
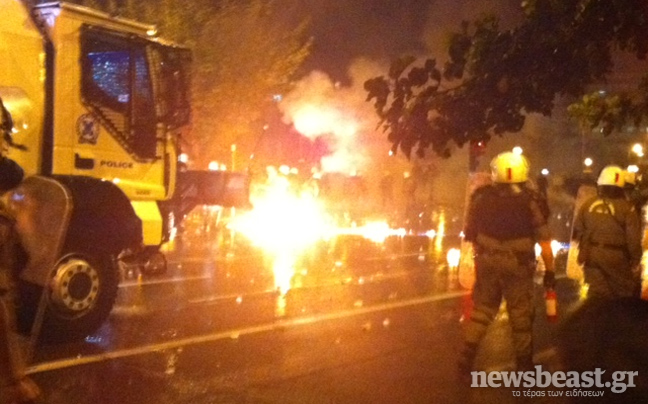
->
<box><xmin>632</xmin><ymin>143</ymin><xmax>644</xmax><ymax>158</ymax></box>
<box><xmin>282</xmin><ymin>91</ymin><xmax>364</xmax><ymax>174</ymax></box>
<box><xmin>337</xmin><ymin>221</ymin><xmax>406</xmax><ymax>243</ymax></box>
<box><xmin>434</xmin><ymin>212</ymin><xmax>446</xmax><ymax>256</ymax></box>
<box><xmin>535</xmin><ymin>240</ymin><xmax>565</xmax><ymax>258</ymax></box>
<box><xmin>446</xmin><ymin>248</ymin><xmax>461</xmax><ymax>270</ymax></box>
<box><xmin>291</xmin><ymin>104</ymin><xmax>358</xmax><ymax>143</ymax></box>
<box><xmin>640</xmin><ymin>249</ymin><xmax>648</xmax><ymax>300</ymax></box>
<box><xmin>292</xmin><ymin>104</ymin><xmax>335</xmax><ymax>138</ymax></box>
<box><xmin>278</xmin><ymin>165</ymin><xmax>291</xmax><ymax>176</ymax></box>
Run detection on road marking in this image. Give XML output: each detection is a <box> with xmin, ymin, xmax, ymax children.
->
<box><xmin>186</xmin><ymin>269</ymin><xmax>433</xmax><ymax>304</ymax></box>
<box><xmin>188</xmin><ymin>289</ymin><xmax>277</xmax><ymax>304</ymax></box>
<box><xmin>26</xmin><ymin>290</ymin><xmax>469</xmax><ymax>374</ymax></box>
<box><xmin>119</xmin><ymin>275</ymin><xmax>212</xmax><ymax>288</ymax></box>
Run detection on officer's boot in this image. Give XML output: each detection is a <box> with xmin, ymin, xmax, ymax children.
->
<box><xmin>458</xmin><ymin>343</ymin><xmax>478</xmax><ymax>382</ymax></box>
<box><xmin>0</xmin><ymin>298</ymin><xmax>42</xmax><ymax>403</ymax></box>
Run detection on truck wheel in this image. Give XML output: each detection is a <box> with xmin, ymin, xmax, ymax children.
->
<box><xmin>19</xmin><ymin>253</ymin><xmax>119</xmax><ymax>343</ymax></box>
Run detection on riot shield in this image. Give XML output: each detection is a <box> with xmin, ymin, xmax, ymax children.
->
<box><xmin>565</xmin><ymin>184</ymin><xmax>597</xmax><ymax>283</ymax></box>
<box><xmin>6</xmin><ymin>176</ymin><xmax>72</xmax><ymax>286</ymax></box>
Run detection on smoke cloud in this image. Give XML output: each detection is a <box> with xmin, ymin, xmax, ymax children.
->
<box><xmin>278</xmin><ymin>0</ymin><xmax>525</xmax><ymax>211</ymax></box>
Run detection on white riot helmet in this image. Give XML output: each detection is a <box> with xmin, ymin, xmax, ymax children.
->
<box><xmin>490</xmin><ymin>152</ymin><xmax>530</xmax><ymax>183</ymax></box>
<box><xmin>597</xmin><ymin>165</ymin><xmax>625</xmax><ymax>187</ymax></box>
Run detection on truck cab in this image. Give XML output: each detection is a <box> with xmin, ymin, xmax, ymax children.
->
<box><xmin>9</xmin><ymin>2</ymin><xmax>191</xmax><ymax>246</ymax></box>
<box><xmin>0</xmin><ymin>1</ymin><xmax>247</xmax><ymax>342</ymax></box>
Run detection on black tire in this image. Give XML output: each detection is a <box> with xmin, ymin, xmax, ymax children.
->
<box><xmin>17</xmin><ymin>252</ymin><xmax>119</xmax><ymax>343</ymax></box>
<box><xmin>138</xmin><ymin>248</ymin><xmax>168</xmax><ymax>277</ymax></box>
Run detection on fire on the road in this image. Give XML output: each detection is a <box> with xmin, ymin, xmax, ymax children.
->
<box><xmin>228</xmin><ymin>173</ymin><xmax>335</xmax><ymax>294</ymax></box>
<box><xmin>228</xmin><ymin>171</ymin><xmax>414</xmax><ymax>295</ymax></box>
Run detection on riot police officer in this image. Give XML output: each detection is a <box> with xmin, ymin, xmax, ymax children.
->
<box><xmin>459</xmin><ymin>151</ymin><xmax>555</xmax><ymax>375</ymax></box>
<box><xmin>623</xmin><ymin>169</ymin><xmax>648</xmax><ymax>216</ymax></box>
<box><xmin>0</xmin><ymin>97</ymin><xmax>41</xmax><ymax>403</ymax></box>
<box><xmin>573</xmin><ymin>165</ymin><xmax>642</xmax><ymax>299</ymax></box>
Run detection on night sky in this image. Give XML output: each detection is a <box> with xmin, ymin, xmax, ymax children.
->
<box><xmin>294</xmin><ymin>0</ymin><xmax>523</xmax><ymax>82</ymax></box>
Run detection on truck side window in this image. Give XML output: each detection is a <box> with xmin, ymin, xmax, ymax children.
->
<box><xmin>81</xmin><ymin>26</ymin><xmax>157</xmax><ymax>160</ymax></box>
<box><xmin>151</xmin><ymin>46</ymin><xmax>191</xmax><ymax>130</ymax></box>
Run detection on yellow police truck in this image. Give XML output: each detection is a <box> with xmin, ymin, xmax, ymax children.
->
<box><xmin>0</xmin><ymin>0</ymin><xmax>247</xmax><ymax>342</ymax></box>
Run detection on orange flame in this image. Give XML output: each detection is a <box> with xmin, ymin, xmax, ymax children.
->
<box><xmin>229</xmin><ymin>172</ymin><xmax>335</xmax><ymax>294</ymax></box>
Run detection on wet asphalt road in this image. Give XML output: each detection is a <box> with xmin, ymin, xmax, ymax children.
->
<box><xmin>18</xmin><ymin>238</ymin><xmax>597</xmax><ymax>404</ymax></box>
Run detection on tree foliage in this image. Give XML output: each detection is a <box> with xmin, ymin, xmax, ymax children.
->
<box><xmin>569</xmin><ymin>76</ymin><xmax>648</xmax><ymax>136</ymax></box>
<box><xmin>190</xmin><ymin>0</ymin><xmax>311</xmax><ymax>166</ymax></box>
<box><xmin>364</xmin><ymin>0</ymin><xmax>648</xmax><ymax>159</ymax></box>
<box><xmin>61</xmin><ymin>0</ymin><xmax>212</xmax><ymax>45</ymax></box>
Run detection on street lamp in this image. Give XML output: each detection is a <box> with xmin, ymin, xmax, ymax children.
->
<box><xmin>583</xmin><ymin>157</ymin><xmax>593</xmax><ymax>173</ymax></box>
<box><xmin>630</xmin><ymin>144</ymin><xmax>645</xmax><ymax>172</ymax></box>
<box><xmin>632</xmin><ymin>143</ymin><xmax>644</xmax><ymax>158</ymax></box>
<box><xmin>512</xmin><ymin>146</ymin><xmax>523</xmax><ymax>155</ymax></box>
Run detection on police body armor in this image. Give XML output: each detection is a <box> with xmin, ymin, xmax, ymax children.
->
<box><xmin>467</xmin><ymin>184</ymin><xmax>542</xmax><ymax>270</ymax></box>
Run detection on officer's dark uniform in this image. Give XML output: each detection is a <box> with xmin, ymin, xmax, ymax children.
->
<box><xmin>0</xmin><ymin>201</ymin><xmax>26</xmax><ymax>386</ymax></box>
<box><xmin>573</xmin><ymin>184</ymin><xmax>642</xmax><ymax>299</ymax></box>
<box><xmin>0</xmin><ymin>97</ymin><xmax>41</xmax><ymax>403</ymax></box>
<box><xmin>460</xmin><ymin>180</ymin><xmax>553</xmax><ymax>372</ymax></box>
